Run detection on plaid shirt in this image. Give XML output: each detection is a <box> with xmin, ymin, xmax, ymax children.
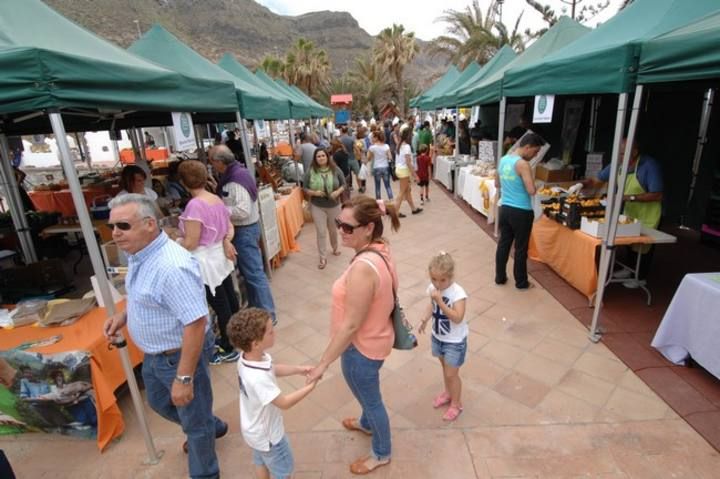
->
<box><xmin>126</xmin><ymin>232</ymin><xmax>209</xmax><ymax>354</ymax></box>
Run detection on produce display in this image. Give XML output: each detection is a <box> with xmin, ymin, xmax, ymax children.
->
<box><xmin>542</xmin><ymin>194</ymin><xmax>606</xmax><ymax>229</ymax></box>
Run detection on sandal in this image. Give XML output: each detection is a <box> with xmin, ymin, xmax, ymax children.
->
<box><xmin>349</xmin><ymin>456</ymin><xmax>391</xmax><ymax>475</ymax></box>
<box><xmin>398</xmin><ymin>213</ymin><xmax>407</xmax><ymax>218</ymax></box>
<box><xmin>432</xmin><ymin>391</ymin><xmax>451</xmax><ymax>409</ymax></box>
<box><xmin>411</xmin><ymin>208</ymin><xmax>423</xmax><ymax>215</ymax></box>
<box><xmin>332</xmin><ymin>249</ymin><xmax>341</xmax><ymax>256</ymax></box>
<box><xmin>442</xmin><ymin>405</ymin><xmax>463</xmax><ymax>422</ymax></box>
<box><xmin>318</xmin><ymin>258</ymin><xmax>327</xmax><ymax>270</ymax></box>
<box><xmin>342</xmin><ymin>417</ymin><xmax>372</xmax><ymax>436</ymax></box>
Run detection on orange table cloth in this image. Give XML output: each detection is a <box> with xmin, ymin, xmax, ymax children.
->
<box><xmin>0</xmin><ymin>302</ymin><xmax>142</xmax><ymax>451</ymax></box>
<box><xmin>528</xmin><ymin>216</ymin><xmax>652</xmax><ymax>298</ymax></box>
<box><xmin>119</xmin><ymin>148</ymin><xmax>169</xmax><ymax>164</ymax></box>
<box><xmin>273</xmin><ymin>187</ymin><xmax>304</xmax><ymax>267</ymax></box>
<box><xmin>29</xmin><ymin>188</ymin><xmax>117</xmax><ymax>217</ymax></box>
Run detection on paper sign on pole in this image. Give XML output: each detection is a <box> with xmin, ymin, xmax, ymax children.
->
<box><xmin>254</xmin><ymin>119</ymin><xmax>268</xmax><ymax>139</ymax></box>
<box><xmin>172</xmin><ymin>112</ymin><xmax>196</xmax><ymax>151</ymax></box>
<box><xmin>257</xmin><ymin>185</ymin><xmax>281</xmax><ymax>260</ymax></box>
<box><xmin>533</xmin><ymin>95</ymin><xmax>555</xmax><ymax>123</ymax></box>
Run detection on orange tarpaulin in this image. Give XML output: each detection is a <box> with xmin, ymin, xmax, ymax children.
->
<box><xmin>273</xmin><ymin>187</ymin><xmax>304</xmax><ymax>267</ymax></box>
<box><xmin>119</xmin><ymin>148</ymin><xmax>169</xmax><ymax>164</ymax></box>
<box><xmin>29</xmin><ymin>189</ymin><xmax>116</xmax><ymax>217</ymax></box>
<box><xmin>0</xmin><ymin>302</ymin><xmax>142</xmax><ymax>451</ymax></box>
<box><xmin>528</xmin><ymin>216</ymin><xmax>652</xmax><ymax>298</ymax></box>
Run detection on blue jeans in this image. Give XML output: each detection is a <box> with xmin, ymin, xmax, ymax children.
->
<box><xmin>252</xmin><ymin>435</ymin><xmax>294</xmax><ymax>478</ymax></box>
<box><xmin>341</xmin><ymin>345</ymin><xmax>391</xmax><ymax>460</ymax></box>
<box><xmin>142</xmin><ymin>332</ymin><xmax>223</xmax><ymax>479</ymax></box>
<box><xmin>373</xmin><ymin>167</ymin><xmax>394</xmax><ymax>200</ymax></box>
<box><xmin>233</xmin><ymin>222</ymin><xmax>276</xmax><ymax>323</ymax></box>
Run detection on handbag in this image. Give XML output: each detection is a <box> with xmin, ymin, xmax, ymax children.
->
<box><xmin>356</xmin><ymin>249</ymin><xmax>417</xmax><ymax>350</ymax></box>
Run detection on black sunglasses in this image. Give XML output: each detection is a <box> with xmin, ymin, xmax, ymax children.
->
<box><xmin>334</xmin><ymin>218</ymin><xmax>365</xmax><ymax>234</ymax></box>
<box><xmin>106</xmin><ymin>217</ymin><xmax>151</xmax><ymax>231</ymax></box>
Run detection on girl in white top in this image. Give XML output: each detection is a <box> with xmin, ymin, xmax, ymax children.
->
<box><xmin>419</xmin><ymin>252</ymin><xmax>467</xmax><ymax>422</ymax></box>
<box><xmin>366</xmin><ymin>129</ymin><xmax>394</xmax><ymax>200</ymax></box>
<box><xmin>394</xmin><ymin>127</ymin><xmax>422</xmax><ymax>217</ymax></box>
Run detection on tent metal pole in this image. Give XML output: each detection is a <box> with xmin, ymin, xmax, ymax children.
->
<box><xmin>236</xmin><ymin>112</ymin><xmax>255</xmax><ymax>179</ymax></box>
<box><xmin>455</xmin><ymin>105</ymin><xmax>460</xmax><ymax>157</ymax></box>
<box><xmin>130</xmin><ymin>128</ymin><xmax>152</xmax><ymax>188</ymax></box>
<box><xmin>288</xmin><ymin>119</ymin><xmax>300</xmax><ymax>184</ymax></box>
<box><xmin>686</xmin><ymin>88</ymin><xmax>714</xmax><ymax>207</ymax></box>
<box><xmin>162</xmin><ymin>127</ymin><xmax>170</xmax><ymax>150</ymax></box>
<box><xmin>589</xmin><ymin>89</ymin><xmax>641</xmax><ymax>342</ymax></box>
<box><xmin>268</xmin><ymin>121</ymin><xmax>276</xmax><ymax>149</ymax></box>
<box><xmin>49</xmin><ymin>113</ymin><xmax>162</xmax><ymax>465</ymax></box>
<box><xmin>0</xmin><ymin>134</ymin><xmax>37</xmax><ymax>263</ymax></box>
<box><xmin>494</xmin><ymin>97</ymin><xmax>507</xmax><ymax>238</ymax></box>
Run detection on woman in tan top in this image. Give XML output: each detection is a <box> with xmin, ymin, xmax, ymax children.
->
<box><xmin>307</xmin><ymin>195</ymin><xmax>400</xmax><ymax>475</ymax></box>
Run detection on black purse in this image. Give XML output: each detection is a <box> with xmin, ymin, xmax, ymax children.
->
<box><xmin>356</xmin><ymin>249</ymin><xmax>417</xmax><ymax>350</ymax></box>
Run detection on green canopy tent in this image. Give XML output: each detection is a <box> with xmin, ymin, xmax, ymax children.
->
<box><xmin>128</xmin><ymin>25</ymin><xmax>291</xmax><ymax>174</ymax></box>
<box><xmin>253</xmin><ymin>70</ymin><xmax>315</xmax><ymax>119</ymax></box>
<box><xmin>217</xmin><ymin>53</ymin><xmax>293</xmax><ymax>119</ymax></box>
<box><xmin>495</xmin><ymin>0</ymin><xmax>719</xmax><ymax>342</ymax></box>
<box><xmin>444</xmin><ymin>46</ymin><xmax>518</xmax><ymax>108</ymax></box>
<box><xmin>455</xmin><ymin>17</ymin><xmax>590</xmax><ymax>107</ymax></box>
<box><xmin>429</xmin><ymin>63</ymin><xmax>481</xmax><ymax>110</ymax></box>
<box><xmin>411</xmin><ymin>65</ymin><xmax>461</xmax><ymax>110</ymax></box>
<box><xmin>0</xmin><ymin>0</ymin><xmax>240</xmax><ymax>464</ymax></box>
<box><xmin>638</xmin><ymin>11</ymin><xmax>720</xmax><ymax>234</ymax></box>
<box><xmin>289</xmin><ymin>85</ymin><xmax>332</xmax><ymax>117</ymax></box>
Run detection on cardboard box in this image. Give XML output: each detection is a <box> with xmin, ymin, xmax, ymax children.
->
<box><xmin>101</xmin><ymin>241</ymin><xmax>128</xmax><ymax>267</ymax></box>
<box><xmin>535</xmin><ymin>164</ymin><xmax>574</xmax><ymax>183</ymax></box>
<box><xmin>580</xmin><ymin>216</ymin><xmax>642</xmax><ymax>238</ymax></box>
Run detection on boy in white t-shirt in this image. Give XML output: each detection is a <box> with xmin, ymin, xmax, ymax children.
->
<box><xmin>227</xmin><ymin>308</ymin><xmax>318</xmax><ymax>479</ymax></box>
<box><xmin>418</xmin><ymin>252</ymin><xmax>468</xmax><ymax>422</ymax></box>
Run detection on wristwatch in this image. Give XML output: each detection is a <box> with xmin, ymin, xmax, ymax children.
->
<box><xmin>174</xmin><ymin>375</ymin><xmax>193</xmax><ymax>385</ymax></box>
<box><xmin>629</xmin><ymin>195</ymin><xmax>637</xmax><ymax>201</ymax></box>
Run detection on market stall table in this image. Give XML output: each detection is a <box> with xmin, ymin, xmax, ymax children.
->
<box><xmin>0</xmin><ymin>302</ymin><xmax>142</xmax><ymax>450</ymax></box>
<box><xmin>651</xmin><ymin>273</ymin><xmax>720</xmax><ymax>379</ymax></box>
<box><xmin>434</xmin><ymin>155</ymin><xmax>455</xmax><ymax>191</ymax></box>
<box><xmin>528</xmin><ymin>216</ymin><xmax>676</xmax><ymax>300</ymax></box>
<box><xmin>40</xmin><ymin>220</ymin><xmax>114</xmax><ymax>273</ymax></box>
<box><xmin>28</xmin><ymin>188</ymin><xmax>117</xmax><ymax>217</ymax></box>
<box><xmin>272</xmin><ymin>186</ymin><xmax>303</xmax><ymax>267</ymax></box>
<box><xmin>457</xmin><ymin>166</ymin><xmax>497</xmax><ymax>220</ymax></box>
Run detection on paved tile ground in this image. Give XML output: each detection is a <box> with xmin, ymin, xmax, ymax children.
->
<box><xmin>5</xmin><ymin>180</ymin><xmax>720</xmax><ymax>478</ymax></box>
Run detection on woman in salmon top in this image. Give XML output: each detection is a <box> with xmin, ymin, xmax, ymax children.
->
<box><xmin>307</xmin><ymin>195</ymin><xmax>400</xmax><ymax>475</ymax></box>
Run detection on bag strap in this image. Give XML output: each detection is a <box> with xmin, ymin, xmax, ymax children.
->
<box><xmin>354</xmin><ymin>248</ymin><xmax>397</xmax><ymax>301</ymax></box>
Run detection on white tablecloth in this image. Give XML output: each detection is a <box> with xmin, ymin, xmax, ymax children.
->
<box><xmin>435</xmin><ymin>156</ymin><xmax>454</xmax><ymax>190</ymax></box>
<box><xmin>456</xmin><ymin>166</ymin><xmax>496</xmax><ymax>220</ymax></box>
<box><xmin>651</xmin><ymin>273</ymin><xmax>720</xmax><ymax>379</ymax></box>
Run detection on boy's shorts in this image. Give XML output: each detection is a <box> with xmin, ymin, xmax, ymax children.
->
<box><xmin>252</xmin><ymin>435</ymin><xmax>294</xmax><ymax>479</ymax></box>
<box><xmin>431</xmin><ymin>336</ymin><xmax>467</xmax><ymax>368</ymax></box>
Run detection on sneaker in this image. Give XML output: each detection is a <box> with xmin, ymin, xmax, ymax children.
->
<box><xmin>612</xmin><ymin>269</ymin><xmax>632</xmax><ymax>279</ymax></box>
<box><xmin>425</xmin><ymin>197</ymin><xmax>431</xmax><ymax>202</ymax></box>
<box><xmin>210</xmin><ymin>352</ymin><xmax>225</xmax><ymax>365</ymax></box>
<box><xmin>220</xmin><ymin>350</ymin><xmax>240</xmax><ymax>363</ymax></box>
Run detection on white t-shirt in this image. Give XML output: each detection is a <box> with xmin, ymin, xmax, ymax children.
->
<box><xmin>115</xmin><ymin>187</ymin><xmax>158</xmax><ymax>201</ymax></box>
<box><xmin>237</xmin><ymin>352</ymin><xmax>284</xmax><ymax>452</ymax></box>
<box><xmin>396</xmin><ymin>144</ymin><xmax>413</xmax><ymax>169</ymax></box>
<box><xmin>368</xmin><ymin>143</ymin><xmax>391</xmax><ymax>169</ymax></box>
<box><xmin>427</xmin><ymin>282</ymin><xmax>468</xmax><ymax>343</ymax></box>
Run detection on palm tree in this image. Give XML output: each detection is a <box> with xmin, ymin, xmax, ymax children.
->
<box><xmin>259</xmin><ymin>55</ymin><xmax>285</xmax><ymax>79</ymax></box>
<box><xmin>428</xmin><ymin>0</ymin><xmax>502</xmax><ymax>67</ymax></box>
<box><xmin>284</xmin><ymin>38</ymin><xmax>331</xmax><ymax>99</ymax></box>
<box><xmin>373</xmin><ymin>24</ymin><xmax>419</xmax><ymax>117</ymax></box>
<box><xmin>348</xmin><ymin>55</ymin><xmax>393</xmax><ymax>118</ymax></box>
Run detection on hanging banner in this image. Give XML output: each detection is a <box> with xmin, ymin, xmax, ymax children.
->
<box><xmin>533</xmin><ymin>95</ymin><xmax>555</xmax><ymax>123</ymax></box>
<box><xmin>171</xmin><ymin>112</ymin><xmax>196</xmax><ymax>151</ymax></box>
<box><xmin>254</xmin><ymin>120</ymin><xmax>268</xmax><ymax>139</ymax></box>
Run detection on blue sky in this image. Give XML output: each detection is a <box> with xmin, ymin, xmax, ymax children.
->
<box><xmin>254</xmin><ymin>0</ymin><xmax>625</xmax><ymax>41</ymax></box>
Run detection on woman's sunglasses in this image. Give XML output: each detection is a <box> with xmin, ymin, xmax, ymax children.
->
<box><xmin>334</xmin><ymin>218</ymin><xmax>365</xmax><ymax>234</ymax></box>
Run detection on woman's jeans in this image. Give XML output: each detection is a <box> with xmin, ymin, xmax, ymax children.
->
<box><xmin>205</xmin><ymin>274</ymin><xmax>240</xmax><ymax>353</ymax></box>
<box><xmin>233</xmin><ymin>222</ymin><xmax>276</xmax><ymax>323</ymax></box>
<box><xmin>373</xmin><ymin>167</ymin><xmax>394</xmax><ymax>200</ymax></box>
<box><xmin>341</xmin><ymin>345</ymin><xmax>391</xmax><ymax>460</ymax></box>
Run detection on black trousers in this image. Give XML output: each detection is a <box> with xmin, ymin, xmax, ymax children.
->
<box><xmin>495</xmin><ymin>205</ymin><xmax>534</xmax><ymax>288</ymax></box>
<box><xmin>205</xmin><ymin>274</ymin><xmax>240</xmax><ymax>352</ymax></box>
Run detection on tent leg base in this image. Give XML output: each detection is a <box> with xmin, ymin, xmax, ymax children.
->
<box><xmin>143</xmin><ymin>449</ymin><xmax>165</xmax><ymax>466</ymax></box>
<box><xmin>588</xmin><ymin>329</ymin><xmax>603</xmax><ymax>343</ymax></box>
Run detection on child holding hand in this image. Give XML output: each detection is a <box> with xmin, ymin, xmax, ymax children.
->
<box><xmin>419</xmin><ymin>252</ymin><xmax>468</xmax><ymax>421</ymax></box>
<box><xmin>227</xmin><ymin>307</ymin><xmax>318</xmax><ymax>479</ymax></box>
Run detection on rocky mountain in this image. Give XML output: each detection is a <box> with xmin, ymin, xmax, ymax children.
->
<box><xmin>43</xmin><ymin>0</ymin><xmax>447</xmax><ymax>91</ymax></box>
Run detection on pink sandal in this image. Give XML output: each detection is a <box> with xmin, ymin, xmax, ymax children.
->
<box><xmin>442</xmin><ymin>405</ymin><xmax>463</xmax><ymax>421</ymax></box>
<box><xmin>432</xmin><ymin>391</ymin><xmax>451</xmax><ymax>409</ymax></box>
